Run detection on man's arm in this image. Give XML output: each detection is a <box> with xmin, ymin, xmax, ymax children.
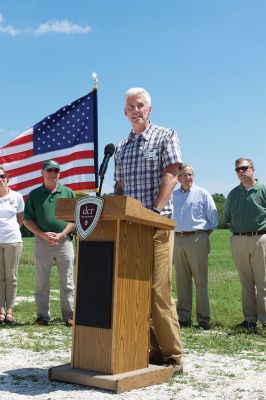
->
<box><xmin>24</xmin><ymin>219</ymin><xmax>58</xmax><ymax>245</ymax></box>
<box><xmin>154</xmin><ymin>162</ymin><xmax>181</xmax><ymax>211</ymax></box>
<box><xmin>24</xmin><ymin>219</ymin><xmax>44</xmax><ymax>238</ymax></box>
<box><xmin>114</xmin><ymin>181</ymin><xmax>124</xmax><ymax>195</ymax></box>
<box><xmin>24</xmin><ymin>219</ymin><xmax>75</xmax><ymax>244</ymax></box>
<box><xmin>53</xmin><ymin>222</ymin><xmax>75</xmax><ymax>242</ymax></box>
<box><xmin>223</xmin><ymin>196</ymin><xmax>231</xmax><ymax>225</ymax></box>
<box><xmin>205</xmin><ymin>192</ymin><xmax>219</xmax><ymax>231</ymax></box>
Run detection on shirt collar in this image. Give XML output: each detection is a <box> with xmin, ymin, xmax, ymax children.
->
<box><xmin>180</xmin><ymin>184</ymin><xmax>194</xmax><ymax>193</ymax></box>
<box><xmin>41</xmin><ymin>183</ymin><xmax>62</xmax><ymax>194</ymax></box>
<box><xmin>129</xmin><ymin>122</ymin><xmax>152</xmax><ymax>141</ymax></box>
<box><xmin>240</xmin><ymin>179</ymin><xmax>258</xmax><ymax>192</ymax></box>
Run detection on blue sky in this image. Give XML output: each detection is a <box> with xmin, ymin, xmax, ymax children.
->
<box><xmin>1</xmin><ymin>0</ymin><xmax>265</xmax><ymax>196</ymax></box>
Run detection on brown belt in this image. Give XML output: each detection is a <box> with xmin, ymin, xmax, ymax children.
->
<box><xmin>234</xmin><ymin>231</ymin><xmax>266</xmax><ymax>236</ymax></box>
<box><xmin>175</xmin><ymin>230</ymin><xmax>204</xmax><ymax>237</ymax></box>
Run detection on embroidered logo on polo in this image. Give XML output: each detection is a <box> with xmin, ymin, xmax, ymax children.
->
<box><xmin>75</xmin><ymin>196</ymin><xmax>104</xmax><ymax>239</ymax></box>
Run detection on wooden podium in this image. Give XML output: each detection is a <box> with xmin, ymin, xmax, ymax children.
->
<box><xmin>48</xmin><ymin>196</ymin><xmax>176</xmax><ymax>393</ymax></box>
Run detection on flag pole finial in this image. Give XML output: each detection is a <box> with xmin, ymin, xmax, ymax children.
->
<box><xmin>92</xmin><ymin>72</ymin><xmax>98</xmax><ymax>89</ymax></box>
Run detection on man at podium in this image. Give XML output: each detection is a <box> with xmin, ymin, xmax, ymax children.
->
<box><xmin>114</xmin><ymin>87</ymin><xmax>183</xmax><ymax>374</ymax></box>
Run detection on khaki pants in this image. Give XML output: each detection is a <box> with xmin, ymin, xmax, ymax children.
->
<box><xmin>150</xmin><ymin>229</ymin><xmax>183</xmax><ymax>365</ymax></box>
<box><xmin>0</xmin><ymin>242</ymin><xmax>22</xmax><ymax>309</ymax></box>
<box><xmin>174</xmin><ymin>232</ymin><xmax>210</xmax><ymax>324</ymax></box>
<box><xmin>230</xmin><ymin>234</ymin><xmax>266</xmax><ymax>325</ymax></box>
<box><xmin>34</xmin><ymin>236</ymin><xmax>74</xmax><ymax>322</ymax></box>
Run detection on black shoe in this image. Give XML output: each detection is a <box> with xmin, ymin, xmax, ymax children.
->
<box><xmin>179</xmin><ymin>320</ymin><xmax>192</xmax><ymax>328</ymax></box>
<box><xmin>235</xmin><ymin>320</ymin><xmax>257</xmax><ymax>330</ymax></box>
<box><xmin>194</xmin><ymin>321</ymin><xmax>211</xmax><ymax>330</ymax></box>
<box><xmin>35</xmin><ymin>317</ymin><xmax>49</xmax><ymax>326</ymax></box>
<box><xmin>163</xmin><ymin>359</ymin><xmax>183</xmax><ymax>375</ymax></box>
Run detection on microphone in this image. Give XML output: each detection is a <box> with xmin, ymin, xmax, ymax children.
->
<box><xmin>99</xmin><ymin>143</ymin><xmax>115</xmax><ymax>178</ymax></box>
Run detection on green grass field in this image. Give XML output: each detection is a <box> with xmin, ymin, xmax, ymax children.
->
<box><xmin>1</xmin><ymin>230</ymin><xmax>265</xmax><ymax>359</ymax></box>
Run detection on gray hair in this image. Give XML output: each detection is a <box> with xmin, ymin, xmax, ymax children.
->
<box><xmin>124</xmin><ymin>87</ymin><xmax>152</xmax><ymax>107</ymax></box>
<box><xmin>235</xmin><ymin>158</ymin><xmax>254</xmax><ymax>169</ymax></box>
<box><xmin>178</xmin><ymin>163</ymin><xmax>194</xmax><ymax>176</ymax></box>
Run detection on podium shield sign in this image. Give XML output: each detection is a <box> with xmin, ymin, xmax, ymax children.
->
<box><xmin>75</xmin><ymin>197</ymin><xmax>104</xmax><ymax>239</ymax></box>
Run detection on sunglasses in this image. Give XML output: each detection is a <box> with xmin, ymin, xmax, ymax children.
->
<box><xmin>0</xmin><ymin>173</ymin><xmax>7</xmax><ymax>179</ymax></box>
<box><xmin>46</xmin><ymin>168</ymin><xmax>60</xmax><ymax>173</ymax></box>
<box><xmin>235</xmin><ymin>166</ymin><xmax>250</xmax><ymax>173</ymax></box>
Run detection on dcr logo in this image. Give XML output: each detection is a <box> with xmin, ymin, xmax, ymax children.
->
<box><xmin>82</xmin><ymin>206</ymin><xmax>94</xmax><ymax>215</ymax></box>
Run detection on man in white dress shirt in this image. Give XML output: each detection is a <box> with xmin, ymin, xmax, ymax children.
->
<box><xmin>173</xmin><ymin>163</ymin><xmax>218</xmax><ymax>330</ymax></box>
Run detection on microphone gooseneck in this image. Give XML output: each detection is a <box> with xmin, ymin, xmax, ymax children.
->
<box><xmin>97</xmin><ymin>143</ymin><xmax>115</xmax><ymax>196</ymax></box>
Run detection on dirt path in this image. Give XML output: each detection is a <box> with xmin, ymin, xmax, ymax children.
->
<box><xmin>0</xmin><ymin>343</ymin><xmax>265</xmax><ymax>399</ymax></box>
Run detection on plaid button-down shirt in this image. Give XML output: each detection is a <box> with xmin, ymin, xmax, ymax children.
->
<box><xmin>114</xmin><ymin>123</ymin><xmax>182</xmax><ymax>216</ymax></box>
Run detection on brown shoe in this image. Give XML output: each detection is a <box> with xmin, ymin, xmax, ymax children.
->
<box><xmin>164</xmin><ymin>359</ymin><xmax>183</xmax><ymax>376</ymax></box>
<box><xmin>35</xmin><ymin>317</ymin><xmax>49</xmax><ymax>326</ymax></box>
<box><xmin>5</xmin><ymin>312</ymin><xmax>13</xmax><ymax>325</ymax></box>
<box><xmin>0</xmin><ymin>313</ymin><xmax>6</xmax><ymax>325</ymax></box>
<box><xmin>66</xmin><ymin>318</ymin><xmax>73</xmax><ymax>327</ymax></box>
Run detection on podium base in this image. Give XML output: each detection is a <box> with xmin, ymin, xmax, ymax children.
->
<box><xmin>48</xmin><ymin>363</ymin><xmax>174</xmax><ymax>393</ymax></box>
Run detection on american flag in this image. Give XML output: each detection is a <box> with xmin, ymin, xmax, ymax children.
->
<box><xmin>0</xmin><ymin>89</ymin><xmax>98</xmax><ymax>198</ymax></box>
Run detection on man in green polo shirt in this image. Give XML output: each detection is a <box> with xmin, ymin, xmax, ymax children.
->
<box><xmin>224</xmin><ymin>157</ymin><xmax>266</xmax><ymax>330</ymax></box>
<box><xmin>24</xmin><ymin>160</ymin><xmax>75</xmax><ymax>327</ymax></box>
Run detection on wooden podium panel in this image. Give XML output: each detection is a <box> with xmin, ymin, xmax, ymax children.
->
<box><xmin>112</xmin><ymin>221</ymin><xmax>153</xmax><ymax>373</ymax></box>
<box><xmin>72</xmin><ymin>219</ymin><xmax>153</xmax><ymax>374</ymax></box>
<box><xmin>72</xmin><ymin>219</ymin><xmax>117</xmax><ymax>373</ymax></box>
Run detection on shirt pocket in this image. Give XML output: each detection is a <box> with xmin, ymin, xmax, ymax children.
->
<box><xmin>191</xmin><ymin>202</ymin><xmax>204</xmax><ymax>218</ymax></box>
<box><xmin>143</xmin><ymin>148</ymin><xmax>160</xmax><ymax>171</ymax></box>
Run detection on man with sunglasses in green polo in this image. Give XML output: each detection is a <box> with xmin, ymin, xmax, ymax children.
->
<box><xmin>224</xmin><ymin>158</ymin><xmax>266</xmax><ymax>331</ymax></box>
<box><xmin>24</xmin><ymin>160</ymin><xmax>75</xmax><ymax>327</ymax></box>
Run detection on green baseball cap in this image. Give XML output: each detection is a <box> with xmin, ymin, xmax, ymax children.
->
<box><xmin>42</xmin><ymin>160</ymin><xmax>60</xmax><ymax>171</ymax></box>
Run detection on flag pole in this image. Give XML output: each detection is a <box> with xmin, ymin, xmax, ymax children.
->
<box><xmin>92</xmin><ymin>72</ymin><xmax>98</xmax><ymax>89</ymax></box>
<box><xmin>92</xmin><ymin>72</ymin><xmax>100</xmax><ymax>196</ymax></box>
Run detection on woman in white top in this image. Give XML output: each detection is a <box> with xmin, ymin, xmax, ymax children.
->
<box><xmin>0</xmin><ymin>166</ymin><xmax>24</xmax><ymax>324</ymax></box>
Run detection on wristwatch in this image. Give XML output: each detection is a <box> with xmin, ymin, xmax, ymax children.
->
<box><xmin>152</xmin><ymin>207</ymin><xmax>160</xmax><ymax>214</ymax></box>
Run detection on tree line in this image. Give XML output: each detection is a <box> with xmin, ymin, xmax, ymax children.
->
<box><xmin>212</xmin><ymin>193</ymin><xmax>227</xmax><ymax>229</ymax></box>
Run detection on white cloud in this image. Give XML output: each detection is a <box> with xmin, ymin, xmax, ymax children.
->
<box><xmin>33</xmin><ymin>19</ymin><xmax>91</xmax><ymax>36</ymax></box>
<box><xmin>0</xmin><ymin>14</ymin><xmax>91</xmax><ymax>37</ymax></box>
<box><xmin>0</xmin><ymin>13</ymin><xmax>20</xmax><ymax>36</ymax></box>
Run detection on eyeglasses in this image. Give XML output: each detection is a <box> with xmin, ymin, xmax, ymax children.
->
<box><xmin>46</xmin><ymin>168</ymin><xmax>60</xmax><ymax>173</ymax></box>
<box><xmin>0</xmin><ymin>173</ymin><xmax>7</xmax><ymax>179</ymax></box>
<box><xmin>235</xmin><ymin>166</ymin><xmax>250</xmax><ymax>173</ymax></box>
